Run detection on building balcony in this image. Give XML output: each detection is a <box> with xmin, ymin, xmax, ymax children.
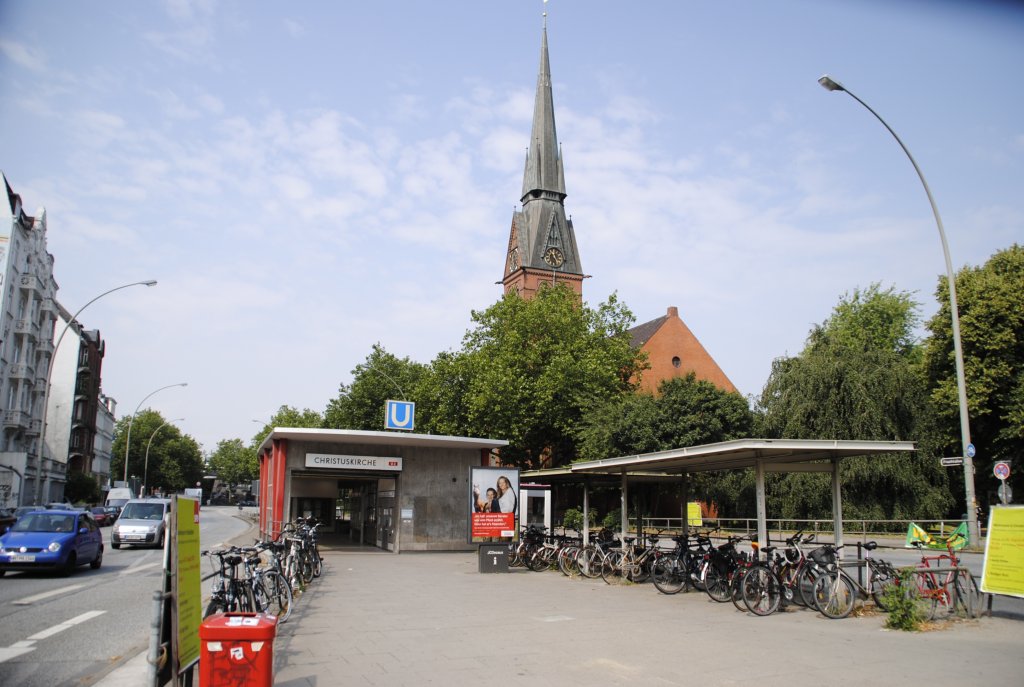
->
<box><xmin>13</xmin><ymin>319</ymin><xmax>39</xmax><ymax>339</ymax></box>
<box><xmin>26</xmin><ymin>419</ymin><xmax>41</xmax><ymax>436</ymax></box>
<box><xmin>9</xmin><ymin>363</ymin><xmax>34</xmax><ymax>380</ymax></box>
<box><xmin>37</xmin><ymin>340</ymin><xmax>54</xmax><ymax>357</ymax></box>
<box><xmin>39</xmin><ymin>298</ymin><xmax>57</xmax><ymax>316</ymax></box>
<box><xmin>3</xmin><ymin>410</ymin><xmax>29</xmax><ymax>429</ymax></box>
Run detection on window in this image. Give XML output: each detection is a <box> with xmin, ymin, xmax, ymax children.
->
<box><xmin>672</xmin><ymin>356</ymin><xmax>682</xmax><ymax>368</ymax></box>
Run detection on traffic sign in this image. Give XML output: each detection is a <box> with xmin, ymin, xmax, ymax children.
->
<box><xmin>998</xmin><ymin>481</ymin><xmax>1013</xmax><ymax>504</ymax></box>
<box><xmin>994</xmin><ymin>461</ymin><xmax>1011</xmax><ymax>480</ymax></box>
<box><xmin>940</xmin><ymin>457</ymin><xmax>964</xmax><ymax>467</ymax></box>
<box><xmin>967</xmin><ymin>443</ymin><xmax>977</xmax><ymax>459</ymax></box>
<box><xmin>384</xmin><ymin>399</ymin><xmax>416</xmax><ymax>431</ymax></box>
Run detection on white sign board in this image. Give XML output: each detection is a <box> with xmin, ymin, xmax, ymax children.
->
<box><xmin>305</xmin><ymin>454</ymin><xmax>403</xmax><ymax>471</ymax></box>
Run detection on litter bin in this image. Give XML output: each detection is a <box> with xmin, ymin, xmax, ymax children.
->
<box><xmin>199</xmin><ymin>612</ymin><xmax>278</xmax><ymax>687</ymax></box>
<box><xmin>478</xmin><ymin>544</ymin><xmax>509</xmax><ymax>573</ymax></box>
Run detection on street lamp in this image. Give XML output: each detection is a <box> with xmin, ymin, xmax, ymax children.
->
<box><xmin>818</xmin><ymin>74</ymin><xmax>978</xmax><ymax>547</ymax></box>
<box><xmin>363</xmin><ymin>361</ymin><xmax>407</xmax><ymax>400</ymax></box>
<box><xmin>31</xmin><ymin>280</ymin><xmax>157</xmax><ymax>505</ymax></box>
<box><xmin>141</xmin><ymin>417</ymin><xmax>183</xmax><ymax>498</ymax></box>
<box><xmin>123</xmin><ymin>382</ymin><xmax>188</xmax><ymax>485</ymax></box>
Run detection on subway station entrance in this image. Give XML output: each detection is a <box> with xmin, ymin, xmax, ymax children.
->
<box><xmin>257</xmin><ymin>427</ymin><xmax>507</xmax><ymax>552</ymax></box>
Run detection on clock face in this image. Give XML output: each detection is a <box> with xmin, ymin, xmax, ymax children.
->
<box><xmin>543</xmin><ymin>246</ymin><xmax>564</xmax><ymax>268</ymax></box>
<box><xmin>509</xmin><ymin>249</ymin><xmax>520</xmax><ymax>271</ymax></box>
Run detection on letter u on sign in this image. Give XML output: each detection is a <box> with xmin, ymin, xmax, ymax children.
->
<box><xmin>385</xmin><ymin>400</ymin><xmax>415</xmax><ymax>431</ymax></box>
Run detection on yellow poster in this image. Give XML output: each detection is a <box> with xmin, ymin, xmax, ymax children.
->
<box><xmin>687</xmin><ymin>502</ymin><xmax>703</xmax><ymax>527</ymax></box>
<box><xmin>174</xmin><ymin>496</ymin><xmax>203</xmax><ymax>671</ymax></box>
<box><xmin>981</xmin><ymin>506</ymin><xmax>1024</xmax><ymax>598</ymax></box>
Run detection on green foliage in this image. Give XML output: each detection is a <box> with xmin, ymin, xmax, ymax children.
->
<box><xmin>111</xmin><ymin>412</ymin><xmax>202</xmax><ymax>494</ymax></box>
<box><xmin>883</xmin><ymin>569</ymin><xmax>926</xmax><ymax>631</ymax></box>
<box><xmin>207</xmin><ymin>438</ymin><xmax>257</xmax><ymax>485</ymax></box>
<box><xmin>602</xmin><ymin>508</ymin><xmax>621</xmax><ymax>530</ymax></box>
<box><xmin>578</xmin><ymin>373</ymin><xmax>754</xmax><ymax>458</ymax></box>
<box><xmin>922</xmin><ymin>244</ymin><xmax>1024</xmax><ymax>511</ymax></box>
<box><xmin>756</xmin><ymin>283</ymin><xmax>952</xmax><ymax>520</ymax></box>
<box><xmin>323</xmin><ymin>345</ymin><xmax>428</xmax><ymax>431</ymax></box>
<box><xmin>64</xmin><ymin>470</ymin><xmax>100</xmax><ymax>504</ymax></box>
<box><xmin>562</xmin><ymin>506</ymin><xmax>598</xmax><ymax>531</ymax></box>
<box><xmin>428</xmin><ymin>286</ymin><xmax>644</xmax><ymax>467</ymax></box>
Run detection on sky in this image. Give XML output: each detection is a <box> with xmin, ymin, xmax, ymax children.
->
<box><xmin>1</xmin><ymin>0</ymin><xmax>1021</xmax><ymax>455</ymax></box>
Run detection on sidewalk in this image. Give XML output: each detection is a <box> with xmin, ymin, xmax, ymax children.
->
<box><xmin>271</xmin><ymin>550</ymin><xmax>1023</xmax><ymax>687</ymax></box>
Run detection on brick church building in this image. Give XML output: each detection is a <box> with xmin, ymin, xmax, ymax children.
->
<box><xmin>500</xmin><ymin>18</ymin><xmax>736</xmax><ymax>396</ymax></box>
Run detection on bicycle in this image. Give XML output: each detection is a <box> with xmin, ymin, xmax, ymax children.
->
<box><xmin>247</xmin><ymin>542</ymin><xmax>294</xmax><ymax>622</ymax></box>
<box><xmin>601</xmin><ymin>532</ymin><xmax>663</xmax><ymax>586</ymax></box>
<box><xmin>652</xmin><ymin>529</ymin><xmax>715</xmax><ymax>595</ymax></box>
<box><xmin>808</xmin><ymin>541</ymin><xmax>900</xmax><ymax>619</ymax></box>
<box><xmin>202</xmin><ymin>547</ymin><xmax>256</xmax><ymax>617</ymax></box>
<box><xmin>908</xmin><ymin>540</ymin><xmax>983</xmax><ymax>620</ymax></box>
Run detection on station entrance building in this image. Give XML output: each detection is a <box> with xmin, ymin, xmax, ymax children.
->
<box><xmin>256</xmin><ymin>428</ymin><xmax>508</xmax><ymax>552</ymax></box>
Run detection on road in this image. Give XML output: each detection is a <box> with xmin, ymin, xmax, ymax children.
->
<box><xmin>0</xmin><ymin>505</ymin><xmax>253</xmax><ymax>687</ymax></box>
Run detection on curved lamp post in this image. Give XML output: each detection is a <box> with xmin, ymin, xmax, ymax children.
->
<box><xmin>141</xmin><ymin>417</ymin><xmax>183</xmax><ymax>498</ymax></box>
<box><xmin>363</xmin><ymin>361</ymin><xmax>407</xmax><ymax>400</ymax></box>
<box><xmin>123</xmin><ymin>382</ymin><xmax>188</xmax><ymax>485</ymax></box>
<box><xmin>32</xmin><ymin>280</ymin><xmax>157</xmax><ymax>505</ymax></box>
<box><xmin>818</xmin><ymin>74</ymin><xmax>978</xmax><ymax>547</ymax></box>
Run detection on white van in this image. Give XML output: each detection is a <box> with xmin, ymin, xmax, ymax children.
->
<box><xmin>105</xmin><ymin>488</ymin><xmax>134</xmax><ymax>510</ymax></box>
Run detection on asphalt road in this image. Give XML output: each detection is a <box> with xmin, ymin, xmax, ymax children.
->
<box><xmin>0</xmin><ymin>505</ymin><xmax>252</xmax><ymax>687</ymax></box>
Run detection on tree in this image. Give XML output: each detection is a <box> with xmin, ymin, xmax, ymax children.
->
<box><xmin>64</xmin><ymin>470</ymin><xmax>100</xmax><ymax>504</ymax></box>
<box><xmin>430</xmin><ymin>286</ymin><xmax>644</xmax><ymax>468</ymax></box>
<box><xmin>110</xmin><ymin>411</ymin><xmax>203</xmax><ymax>495</ymax></box>
<box><xmin>323</xmin><ymin>345</ymin><xmax>430</xmax><ymax>431</ymax></box>
<box><xmin>923</xmin><ymin>244</ymin><xmax>1024</xmax><ymax>511</ymax></box>
<box><xmin>756</xmin><ymin>284</ymin><xmax>952</xmax><ymax>520</ymax></box>
<box><xmin>578</xmin><ymin>373</ymin><xmax>754</xmax><ymax>460</ymax></box>
<box><xmin>207</xmin><ymin>438</ymin><xmax>257</xmax><ymax>486</ymax></box>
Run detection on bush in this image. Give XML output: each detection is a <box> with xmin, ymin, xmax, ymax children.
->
<box><xmin>883</xmin><ymin>568</ymin><xmax>927</xmax><ymax>631</ymax></box>
<box><xmin>562</xmin><ymin>507</ymin><xmax>598</xmax><ymax>531</ymax></box>
<box><xmin>602</xmin><ymin>509</ymin><xmax>621</xmax><ymax>531</ymax></box>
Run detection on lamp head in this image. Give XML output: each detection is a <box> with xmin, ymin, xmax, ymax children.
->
<box><xmin>818</xmin><ymin>74</ymin><xmax>845</xmax><ymax>92</ymax></box>
<box><xmin>142</xmin><ymin>280</ymin><xmax>157</xmax><ymax>287</ymax></box>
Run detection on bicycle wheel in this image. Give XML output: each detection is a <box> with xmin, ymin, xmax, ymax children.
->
<box><xmin>954</xmin><ymin>569</ymin><xmax>983</xmax><ymax>619</ymax></box>
<box><xmin>797</xmin><ymin>565</ymin><xmax>822</xmax><ymax>608</ymax></box>
<box><xmin>204</xmin><ymin>597</ymin><xmax>227</xmax><ymax>619</ymax></box>
<box><xmin>904</xmin><ymin>574</ymin><xmax>939</xmax><ymax>621</ymax></box>
<box><xmin>812</xmin><ymin>571</ymin><xmax>856</xmax><ymax>619</ymax></box>
<box><xmin>262</xmin><ymin>570</ymin><xmax>294</xmax><ymax>622</ymax></box>
<box><xmin>579</xmin><ymin>546</ymin><xmax>604</xmax><ymax>579</ymax></box>
<box><xmin>869</xmin><ymin>561</ymin><xmax>899</xmax><ymax>611</ymax></box>
<box><xmin>234</xmin><ymin>582</ymin><xmax>257</xmax><ymax>613</ymax></box>
<box><xmin>730</xmin><ymin>568</ymin><xmax>750</xmax><ymax>612</ymax></box>
<box><xmin>652</xmin><ymin>556</ymin><xmax>687</xmax><ymax>595</ymax></box>
<box><xmin>742</xmin><ymin>566</ymin><xmax>782</xmax><ymax>616</ymax></box>
<box><xmin>311</xmin><ymin>549</ymin><xmax>323</xmax><ymax>578</ymax></box>
<box><xmin>602</xmin><ymin>550</ymin><xmax>628</xmax><ymax>586</ymax></box>
<box><xmin>527</xmin><ymin>546</ymin><xmax>550</xmax><ymax>572</ymax></box>
<box><xmin>300</xmin><ymin>552</ymin><xmax>314</xmax><ymax>585</ymax></box>
<box><xmin>704</xmin><ymin>564</ymin><xmax>732</xmax><ymax>603</ymax></box>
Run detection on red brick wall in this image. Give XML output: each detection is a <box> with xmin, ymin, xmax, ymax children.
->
<box><xmin>638</xmin><ymin>307</ymin><xmax>737</xmax><ymax>395</ymax></box>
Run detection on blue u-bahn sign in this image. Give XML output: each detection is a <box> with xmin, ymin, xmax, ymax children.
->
<box><xmin>384</xmin><ymin>400</ymin><xmax>415</xmax><ymax>431</ymax></box>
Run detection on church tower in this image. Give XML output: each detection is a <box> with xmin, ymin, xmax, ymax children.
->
<box><xmin>502</xmin><ymin>17</ymin><xmax>584</xmax><ymax>299</ymax></box>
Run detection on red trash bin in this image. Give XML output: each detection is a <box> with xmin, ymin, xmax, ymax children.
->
<box><xmin>199</xmin><ymin>612</ymin><xmax>278</xmax><ymax>687</ymax></box>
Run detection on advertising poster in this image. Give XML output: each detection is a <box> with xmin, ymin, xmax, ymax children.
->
<box><xmin>469</xmin><ymin>467</ymin><xmax>519</xmax><ymax>543</ymax></box>
<box><xmin>981</xmin><ymin>506</ymin><xmax>1024</xmax><ymax>598</ymax></box>
<box><xmin>173</xmin><ymin>496</ymin><xmax>202</xmax><ymax>672</ymax></box>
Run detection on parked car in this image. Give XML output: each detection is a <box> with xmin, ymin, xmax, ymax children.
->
<box><xmin>0</xmin><ymin>509</ymin><xmax>104</xmax><ymax>576</ymax></box>
<box><xmin>111</xmin><ymin>498</ymin><xmax>171</xmax><ymax>549</ymax></box>
<box><xmin>0</xmin><ymin>508</ymin><xmax>15</xmax><ymax>532</ymax></box>
<box><xmin>89</xmin><ymin>506</ymin><xmax>112</xmax><ymax>527</ymax></box>
<box><xmin>105</xmin><ymin>505</ymin><xmax>122</xmax><ymax>521</ymax></box>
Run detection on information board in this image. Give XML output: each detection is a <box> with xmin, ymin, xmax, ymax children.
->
<box><xmin>173</xmin><ymin>496</ymin><xmax>203</xmax><ymax>673</ymax></box>
<box><xmin>980</xmin><ymin>506</ymin><xmax>1024</xmax><ymax>598</ymax></box>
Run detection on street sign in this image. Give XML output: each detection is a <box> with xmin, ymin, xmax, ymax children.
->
<box><xmin>994</xmin><ymin>462</ymin><xmax>1011</xmax><ymax>480</ymax></box>
<box><xmin>940</xmin><ymin>457</ymin><xmax>964</xmax><ymax>467</ymax></box>
<box><xmin>384</xmin><ymin>399</ymin><xmax>415</xmax><ymax>431</ymax></box>
<box><xmin>998</xmin><ymin>481</ymin><xmax>1013</xmax><ymax>504</ymax></box>
<box><xmin>967</xmin><ymin>443</ymin><xmax>977</xmax><ymax>459</ymax></box>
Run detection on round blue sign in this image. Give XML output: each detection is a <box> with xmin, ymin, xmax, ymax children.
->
<box><xmin>966</xmin><ymin>443</ymin><xmax>976</xmax><ymax>459</ymax></box>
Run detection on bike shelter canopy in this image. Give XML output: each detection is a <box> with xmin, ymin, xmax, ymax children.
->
<box><xmin>527</xmin><ymin>438</ymin><xmax>916</xmax><ymax>551</ymax></box>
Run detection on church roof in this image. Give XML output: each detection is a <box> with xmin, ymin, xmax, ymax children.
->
<box><xmin>627</xmin><ymin>313</ymin><xmax>668</xmax><ymax>348</ymax></box>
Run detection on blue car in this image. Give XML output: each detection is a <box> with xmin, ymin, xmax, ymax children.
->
<box><xmin>0</xmin><ymin>509</ymin><xmax>104</xmax><ymax>577</ymax></box>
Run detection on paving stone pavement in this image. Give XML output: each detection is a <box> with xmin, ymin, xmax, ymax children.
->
<box><xmin>270</xmin><ymin>550</ymin><xmax>1023</xmax><ymax>687</ymax></box>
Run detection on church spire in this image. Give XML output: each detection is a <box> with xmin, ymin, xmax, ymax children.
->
<box><xmin>521</xmin><ymin>21</ymin><xmax>566</xmax><ymax>202</ymax></box>
<box><xmin>502</xmin><ymin>9</ymin><xmax>584</xmax><ymax>300</ymax></box>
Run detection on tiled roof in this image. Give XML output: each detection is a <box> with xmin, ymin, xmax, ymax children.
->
<box><xmin>627</xmin><ymin>315</ymin><xmax>667</xmax><ymax>348</ymax></box>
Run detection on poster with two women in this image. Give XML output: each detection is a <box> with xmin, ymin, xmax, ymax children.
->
<box><xmin>469</xmin><ymin>467</ymin><xmax>519</xmax><ymax>543</ymax></box>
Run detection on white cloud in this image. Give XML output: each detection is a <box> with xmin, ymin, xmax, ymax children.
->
<box><xmin>0</xmin><ymin>39</ymin><xmax>46</xmax><ymax>71</ymax></box>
